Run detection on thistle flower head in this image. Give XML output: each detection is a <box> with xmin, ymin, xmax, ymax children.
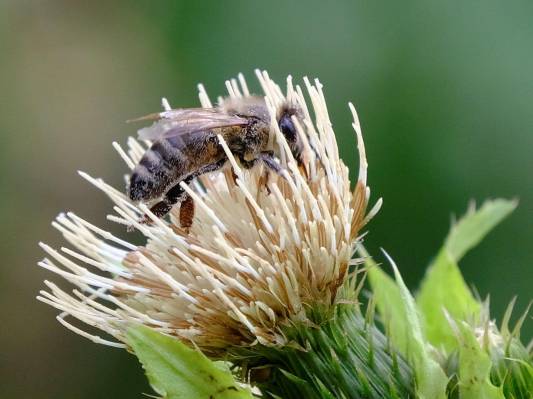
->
<box><xmin>38</xmin><ymin>71</ymin><xmax>381</xmax><ymax>356</ymax></box>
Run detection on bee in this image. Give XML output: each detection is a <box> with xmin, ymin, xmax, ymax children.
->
<box><xmin>128</xmin><ymin>96</ymin><xmax>303</xmax><ymax>229</ymax></box>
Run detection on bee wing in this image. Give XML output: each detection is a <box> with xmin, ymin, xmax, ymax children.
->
<box><xmin>134</xmin><ymin>108</ymin><xmax>248</xmax><ymax>141</ymax></box>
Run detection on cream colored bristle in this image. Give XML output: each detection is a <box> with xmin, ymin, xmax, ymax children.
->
<box><xmin>37</xmin><ymin>71</ymin><xmax>378</xmax><ymax>355</ymax></box>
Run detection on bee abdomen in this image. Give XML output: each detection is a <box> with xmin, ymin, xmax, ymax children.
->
<box><xmin>129</xmin><ymin>168</ymin><xmax>155</xmax><ymax>201</ymax></box>
<box><xmin>128</xmin><ymin>139</ymin><xmax>187</xmax><ymax>202</ymax></box>
<box><xmin>139</xmin><ymin>148</ymin><xmax>164</xmax><ymax>172</ymax></box>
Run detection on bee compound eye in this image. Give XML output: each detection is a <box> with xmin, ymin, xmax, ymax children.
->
<box><xmin>278</xmin><ymin>114</ymin><xmax>297</xmax><ymax>142</ymax></box>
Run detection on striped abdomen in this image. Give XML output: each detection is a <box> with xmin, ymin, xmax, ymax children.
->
<box><xmin>128</xmin><ymin>133</ymin><xmax>224</xmax><ymax>202</ymax></box>
<box><xmin>128</xmin><ymin>136</ymin><xmax>190</xmax><ymax>201</ymax></box>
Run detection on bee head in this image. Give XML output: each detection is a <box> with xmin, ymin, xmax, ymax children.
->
<box><xmin>276</xmin><ymin>104</ymin><xmax>306</xmax><ymax>163</ymax></box>
<box><xmin>277</xmin><ymin>104</ymin><xmax>300</xmax><ymax>144</ymax></box>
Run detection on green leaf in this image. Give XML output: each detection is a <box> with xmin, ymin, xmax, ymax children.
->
<box><xmin>417</xmin><ymin>250</ymin><xmax>480</xmax><ymax>350</ymax></box>
<box><xmin>453</xmin><ymin>319</ymin><xmax>505</xmax><ymax>399</ymax></box>
<box><xmin>126</xmin><ymin>325</ymin><xmax>253</xmax><ymax>399</ymax></box>
<box><xmin>416</xmin><ymin>199</ymin><xmax>517</xmax><ymax>350</ymax></box>
<box><xmin>444</xmin><ymin>199</ymin><xmax>517</xmax><ymax>262</ymax></box>
<box><xmin>360</xmin><ymin>245</ymin><xmax>409</xmax><ymax>355</ymax></box>
<box><xmin>383</xmin><ymin>251</ymin><xmax>449</xmax><ymax>399</ymax></box>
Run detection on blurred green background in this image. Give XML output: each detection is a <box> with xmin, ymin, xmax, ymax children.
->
<box><xmin>1</xmin><ymin>1</ymin><xmax>531</xmax><ymax>397</ymax></box>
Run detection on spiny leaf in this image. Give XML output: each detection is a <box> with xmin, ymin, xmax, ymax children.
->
<box><xmin>360</xmin><ymin>245</ymin><xmax>409</xmax><ymax>355</ymax></box>
<box><xmin>126</xmin><ymin>325</ymin><xmax>253</xmax><ymax>399</ymax></box>
<box><xmin>444</xmin><ymin>199</ymin><xmax>517</xmax><ymax>262</ymax></box>
<box><xmin>416</xmin><ymin>199</ymin><xmax>517</xmax><ymax>350</ymax></box>
<box><xmin>417</xmin><ymin>250</ymin><xmax>480</xmax><ymax>350</ymax></box>
<box><xmin>489</xmin><ymin>331</ymin><xmax>533</xmax><ymax>398</ymax></box>
<box><xmin>383</xmin><ymin>250</ymin><xmax>448</xmax><ymax>399</ymax></box>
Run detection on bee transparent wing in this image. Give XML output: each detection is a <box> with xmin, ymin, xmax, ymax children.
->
<box><xmin>159</xmin><ymin>113</ymin><xmax>249</xmax><ymax>139</ymax></box>
<box><xmin>134</xmin><ymin>108</ymin><xmax>248</xmax><ymax>141</ymax></box>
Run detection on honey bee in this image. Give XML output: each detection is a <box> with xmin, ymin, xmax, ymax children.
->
<box><xmin>128</xmin><ymin>96</ymin><xmax>303</xmax><ymax>229</ymax></box>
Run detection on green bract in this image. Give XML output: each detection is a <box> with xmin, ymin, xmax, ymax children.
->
<box><xmin>126</xmin><ymin>326</ymin><xmax>253</xmax><ymax>399</ymax></box>
<box><xmin>417</xmin><ymin>199</ymin><xmax>518</xmax><ymax>351</ymax></box>
<box><xmin>126</xmin><ymin>198</ymin><xmax>530</xmax><ymax>398</ymax></box>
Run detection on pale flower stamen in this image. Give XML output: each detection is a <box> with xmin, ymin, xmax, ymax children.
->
<box><xmin>37</xmin><ymin>71</ymin><xmax>380</xmax><ymax>355</ymax></box>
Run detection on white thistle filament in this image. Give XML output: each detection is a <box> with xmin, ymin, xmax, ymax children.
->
<box><xmin>37</xmin><ymin>71</ymin><xmax>381</xmax><ymax>355</ymax></box>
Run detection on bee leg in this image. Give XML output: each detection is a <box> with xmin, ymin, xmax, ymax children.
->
<box><xmin>134</xmin><ymin>199</ymin><xmax>174</xmax><ymax>230</ymax></box>
<box><xmin>255</xmin><ymin>152</ymin><xmax>285</xmax><ymax>195</ymax></box>
<box><xmin>230</xmin><ymin>168</ymin><xmax>239</xmax><ymax>185</ymax></box>
<box><xmin>173</xmin><ymin>159</ymin><xmax>227</xmax><ymax>229</ymax></box>
<box><xmin>178</xmin><ymin>194</ymin><xmax>195</xmax><ymax>231</ymax></box>
<box><xmin>196</xmin><ymin>158</ymin><xmax>227</xmax><ymax>175</ymax></box>
<box><xmin>231</xmin><ymin>156</ymin><xmax>251</xmax><ymax>184</ymax></box>
<box><xmin>258</xmin><ymin>151</ymin><xmax>283</xmax><ymax>176</ymax></box>
<box><xmin>146</xmin><ymin>201</ymin><xmax>175</xmax><ymax>219</ymax></box>
<box><xmin>138</xmin><ymin>176</ymin><xmax>193</xmax><ymax>226</ymax></box>
<box><xmin>138</xmin><ymin>159</ymin><xmax>227</xmax><ymax>229</ymax></box>
<box><xmin>238</xmin><ymin>157</ymin><xmax>256</xmax><ymax>170</ymax></box>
